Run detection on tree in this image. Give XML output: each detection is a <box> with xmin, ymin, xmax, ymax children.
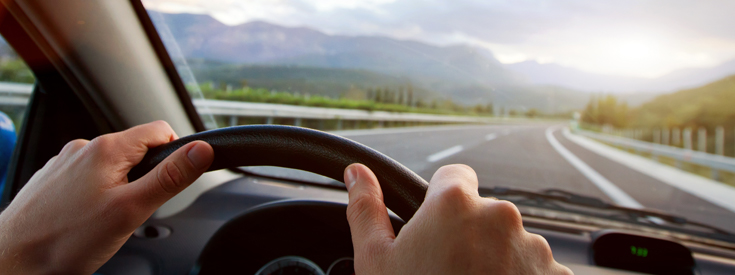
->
<box><xmin>366</xmin><ymin>88</ymin><xmax>374</xmax><ymax>102</ymax></box>
<box><xmin>406</xmin><ymin>84</ymin><xmax>414</xmax><ymax>107</ymax></box>
<box><xmin>397</xmin><ymin>88</ymin><xmax>405</xmax><ymax>105</ymax></box>
<box><xmin>581</xmin><ymin>94</ymin><xmax>629</xmax><ymax>127</ymax></box>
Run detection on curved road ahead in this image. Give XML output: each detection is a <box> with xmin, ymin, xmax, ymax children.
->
<box><xmin>336</xmin><ymin>123</ymin><xmax>735</xmax><ymax>231</ymax></box>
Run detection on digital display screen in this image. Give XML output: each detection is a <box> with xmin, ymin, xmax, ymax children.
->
<box><xmin>592</xmin><ymin>232</ymin><xmax>695</xmax><ymax>275</ymax></box>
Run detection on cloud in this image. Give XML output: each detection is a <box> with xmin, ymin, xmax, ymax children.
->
<box><xmin>142</xmin><ymin>0</ymin><xmax>735</xmax><ymax>78</ymax></box>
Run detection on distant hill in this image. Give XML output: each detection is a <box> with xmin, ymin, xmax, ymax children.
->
<box><xmin>506</xmin><ymin>59</ymin><xmax>735</xmax><ymax>94</ymax></box>
<box><xmin>187</xmin><ymin>62</ymin><xmax>437</xmax><ymax>99</ymax></box>
<box><xmin>149</xmin><ymin>11</ymin><xmax>594</xmax><ymax>112</ymax></box>
<box><xmin>632</xmin><ymin>75</ymin><xmax>735</xmax><ymax>129</ymax></box>
<box><xmin>151</xmin><ymin>12</ymin><xmax>521</xmax><ymax>88</ymax></box>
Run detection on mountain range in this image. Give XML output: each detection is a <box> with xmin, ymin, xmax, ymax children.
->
<box><xmin>507</xmin><ymin>59</ymin><xmax>735</xmax><ymax>93</ymax></box>
<box><xmin>149</xmin><ymin>11</ymin><xmax>735</xmax><ymax>111</ymax></box>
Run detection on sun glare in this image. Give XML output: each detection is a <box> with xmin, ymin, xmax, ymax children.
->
<box><xmin>616</xmin><ymin>40</ymin><xmax>655</xmax><ymax>60</ymax></box>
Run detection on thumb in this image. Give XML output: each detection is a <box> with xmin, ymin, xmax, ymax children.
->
<box><xmin>344</xmin><ymin>163</ymin><xmax>395</xmax><ymax>254</ymax></box>
<box><xmin>127</xmin><ymin>141</ymin><xmax>214</xmax><ymax>207</ymax></box>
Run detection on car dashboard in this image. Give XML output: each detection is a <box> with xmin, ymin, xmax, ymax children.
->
<box><xmin>97</xmin><ymin>174</ymin><xmax>735</xmax><ymax>275</ymax></box>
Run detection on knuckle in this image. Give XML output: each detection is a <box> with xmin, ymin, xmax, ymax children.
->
<box><xmin>527</xmin><ymin>233</ymin><xmax>556</xmax><ymax>263</ymax></box>
<box><xmin>61</xmin><ymin>139</ymin><xmax>89</xmax><ymax>153</ymax></box>
<box><xmin>487</xmin><ymin>200</ymin><xmax>523</xmax><ymax>230</ymax></box>
<box><xmin>150</xmin><ymin>120</ymin><xmax>174</xmax><ymax>134</ymax></box>
<box><xmin>436</xmin><ymin>184</ymin><xmax>473</xmax><ymax>210</ymax></box>
<box><xmin>88</xmin><ymin>134</ymin><xmax>117</xmax><ymax>155</ymax></box>
<box><xmin>152</xmin><ymin>120</ymin><xmax>171</xmax><ymax>128</ymax></box>
<box><xmin>157</xmin><ymin>162</ymin><xmax>186</xmax><ymax>194</ymax></box>
<box><xmin>436</xmin><ymin>164</ymin><xmax>475</xmax><ymax>177</ymax></box>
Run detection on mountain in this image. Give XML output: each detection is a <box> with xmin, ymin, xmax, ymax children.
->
<box><xmin>150</xmin><ymin>11</ymin><xmax>591</xmax><ymax>112</ymax></box>
<box><xmin>152</xmin><ymin>12</ymin><xmax>522</xmax><ymax>89</ymax></box>
<box><xmin>506</xmin><ymin>59</ymin><xmax>735</xmax><ymax>94</ymax></box>
<box><xmin>632</xmin><ymin>74</ymin><xmax>735</xmax><ymax>129</ymax></box>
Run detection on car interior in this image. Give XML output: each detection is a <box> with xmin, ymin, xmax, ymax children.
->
<box><xmin>0</xmin><ymin>1</ymin><xmax>734</xmax><ymax>275</ymax></box>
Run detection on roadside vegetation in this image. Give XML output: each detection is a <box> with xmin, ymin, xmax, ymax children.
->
<box><xmin>580</xmin><ymin>74</ymin><xmax>735</xmax><ymax>156</ymax></box>
<box><xmin>197</xmin><ymin>82</ymin><xmax>507</xmax><ymax>116</ymax></box>
<box><xmin>582</xmin><ymin>74</ymin><xmax>735</xmax><ymax>131</ymax></box>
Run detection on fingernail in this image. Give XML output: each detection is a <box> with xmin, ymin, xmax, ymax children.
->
<box><xmin>345</xmin><ymin>166</ymin><xmax>358</xmax><ymax>191</ymax></box>
<box><xmin>187</xmin><ymin>142</ymin><xmax>210</xmax><ymax>169</ymax></box>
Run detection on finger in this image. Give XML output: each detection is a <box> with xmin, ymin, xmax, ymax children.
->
<box><xmin>94</xmin><ymin>120</ymin><xmax>177</xmax><ymax>167</ymax></box>
<box><xmin>344</xmin><ymin>163</ymin><xmax>396</xmax><ymax>253</ymax></box>
<box><xmin>122</xmin><ymin>141</ymin><xmax>213</xmax><ymax>207</ymax></box>
<box><xmin>426</xmin><ymin>164</ymin><xmax>479</xmax><ymax>199</ymax></box>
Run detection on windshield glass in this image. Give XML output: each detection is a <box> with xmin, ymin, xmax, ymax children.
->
<box><xmin>0</xmin><ymin>37</ymin><xmax>34</xmax><ymax>193</ymax></box>
<box><xmin>142</xmin><ymin>0</ymin><xmax>735</xmax><ymax>234</ymax></box>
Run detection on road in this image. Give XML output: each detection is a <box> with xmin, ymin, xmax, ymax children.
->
<box><xmin>335</xmin><ymin>123</ymin><xmax>735</xmax><ymax>232</ymax></box>
<box><xmin>243</xmin><ymin>123</ymin><xmax>735</xmax><ymax>231</ymax></box>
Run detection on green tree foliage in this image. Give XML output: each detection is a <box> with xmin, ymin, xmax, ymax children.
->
<box><xmin>581</xmin><ymin>94</ymin><xmax>629</xmax><ymax>127</ymax></box>
<box><xmin>581</xmin><ymin>74</ymin><xmax>735</xmax><ymax>133</ymax></box>
<box><xmin>632</xmin><ymin>75</ymin><xmax>735</xmax><ymax>131</ymax></box>
<box><xmin>198</xmin><ymin>83</ymin><xmax>492</xmax><ymax>116</ymax></box>
<box><xmin>0</xmin><ymin>57</ymin><xmax>35</xmax><ymax>83</ymax></box>
<box><xmin>526</xmin><ymin>108</ymin><xmax>539</xmax><ymax>118</ymax></box>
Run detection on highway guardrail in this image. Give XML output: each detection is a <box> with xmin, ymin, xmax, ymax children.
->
<box><xmin>573</xmin><ymin>128</ymin><xmax>735</xmax><ymax>178</ymax></box>
<box><xmin>0</xmin><ymin>82</ymin><xmax>537</xmax><ymax>128</ymax></box>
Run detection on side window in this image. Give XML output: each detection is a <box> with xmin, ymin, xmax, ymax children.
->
<box><xmin>0</xmin><ymin>37</ymin><xmax>34</xmax><ymax>192</ymax></box>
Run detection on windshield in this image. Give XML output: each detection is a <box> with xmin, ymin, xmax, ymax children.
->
<box><xmin>142</xmin><ymin>0</ymin><xmax>735</xmax><ymax>235</ymax></box>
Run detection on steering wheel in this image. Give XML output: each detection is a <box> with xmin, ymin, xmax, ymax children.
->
<box><xmin>128</xmin><ymin>125</ymin><xmax>429</xmax><ymax>221</ymax></box>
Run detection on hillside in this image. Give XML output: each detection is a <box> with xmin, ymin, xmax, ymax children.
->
<box><xmin>507</xmin><ymin>60</ymin><xmax>735</xmax><ymax>94</ymax></box>
<box><xmin>187</xmin><ymin>62</ymin><xmax>437</xmax><ymax>99</ymax></box>
<box><xmin>632</xmin><ymin>75</ymin><xmax>735</xmax><ymax>129</ymax></box>
<box><xmin>150</xmin><ymin>11</ymin><xmax>591</xmax><ymax>112</ymax></box>
<box><xmin>150</xmin><ymin>12</ymin><xmax>521</xmax><ymax>88</ymax></box>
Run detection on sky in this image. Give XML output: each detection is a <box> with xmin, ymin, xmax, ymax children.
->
<box><xmin>142</xmin><ymin>0</ymin><xmax>735</xmax><ymax>78</ymax></box>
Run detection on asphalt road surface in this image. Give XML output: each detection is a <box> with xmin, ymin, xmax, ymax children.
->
<box><xmin>246</xmin><ymin>123</ymin><xmax>735</xmax><ymax>232</ymax></box>
<box><xmin>338</xmin><ymin>123</ymin><xmax>735</xmax><ymax>232</ymax></box>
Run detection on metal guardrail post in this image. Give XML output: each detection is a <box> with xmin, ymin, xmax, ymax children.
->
<box><xmin>698</xmin><ymin>127</ymin><xmax>707</xmax><ymax>152</ymax></box>
<box><xmin>229</xmin><ymin>116</ymin><xmax>238</xmax><ymax>127</ymax></box>
<box><xmin>266</xmin><ymin>117</ymin><xmax>274</xmax><ymax>124</ymax></box>
<box><xmin>683</xmin><ymin>128</ymin><xmax>692</xmax><ymax>150</ymax></box>
<box><xmin>574</xmin><ymin>128</ymin><xmax>735</xmax><ymax>177</ymax></box>
<box><xmin>712</xmin><ymin>169</ymin><xmax>720</xmax><ymax>181</ymax></box>
<box><xmin>716</xmin><ymin>126</ymin><xmax>724</xmax><ymax>155</ymax></box>
<box><xmin>294</xmin><ymin>118</ymin><xmax>302</xmax><ymax>127</ymax></box>
<box><xmin>336</xmin><ymin>119</ymin><xmax>343</xmax><ymax>130</ymax></box>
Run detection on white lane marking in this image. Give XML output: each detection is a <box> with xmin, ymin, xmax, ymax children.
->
<box><xmin>545</xmin><ymin>126</ymin><xmax>643</xmax><ymax>209</ymax></box>
<box><xmin>485</xmin><ymin>133</ymin><xmax>498</xmax><ymax>141</ymax></box>
<box><xmin>427</xmin><ymin>145</ymin><xmax>464</xmax><ymax>163</ymax></box>
<box><xmin>564</xmin><ymin>127</ymin><xmax>735</xmax><ymax>213</ymax></box>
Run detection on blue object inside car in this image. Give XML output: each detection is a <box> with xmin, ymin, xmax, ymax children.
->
<box><xmin>0</xmin><ymin>111</ymin><xmax>16</xmax><ymax>192</ymax></box>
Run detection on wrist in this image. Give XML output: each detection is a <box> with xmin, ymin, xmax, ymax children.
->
<box><xmin>0</xmin><ymin>209</ymin><xmax>61</xmax><ymax>274</ymax></box>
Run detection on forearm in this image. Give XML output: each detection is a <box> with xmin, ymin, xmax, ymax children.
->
<box><xmin>0</xmin><ymin>209</ymin><xmax>63</xmax><ymax>274</ymax></box>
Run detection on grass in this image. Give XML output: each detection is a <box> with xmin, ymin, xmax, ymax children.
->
<box><xmin>198</xmin><ymin>86</ymin><xmax>497</xmax><ymax>116</ymax></box>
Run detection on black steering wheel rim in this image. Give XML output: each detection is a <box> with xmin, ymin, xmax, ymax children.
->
<box><xmin>128</xmin><ymin>125</ymin><xmax>429</xmax><ymax>221</ymax></box>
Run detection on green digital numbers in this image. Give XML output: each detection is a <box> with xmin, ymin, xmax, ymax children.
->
<box><xmin>630</xmin><ymin>246</ymin><xmax>648</xmax><ymax>257</ymax></box>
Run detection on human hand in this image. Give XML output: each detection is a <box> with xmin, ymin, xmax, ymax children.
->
<box><xmin>0</xmin><ymin>121</ymin><xmax>214</xmax><ymax>274</ymax></box>
<box><xmin>343</xmin><ymin>163</ymin><xmax>573</xmax><ymax>274</ymax></box>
